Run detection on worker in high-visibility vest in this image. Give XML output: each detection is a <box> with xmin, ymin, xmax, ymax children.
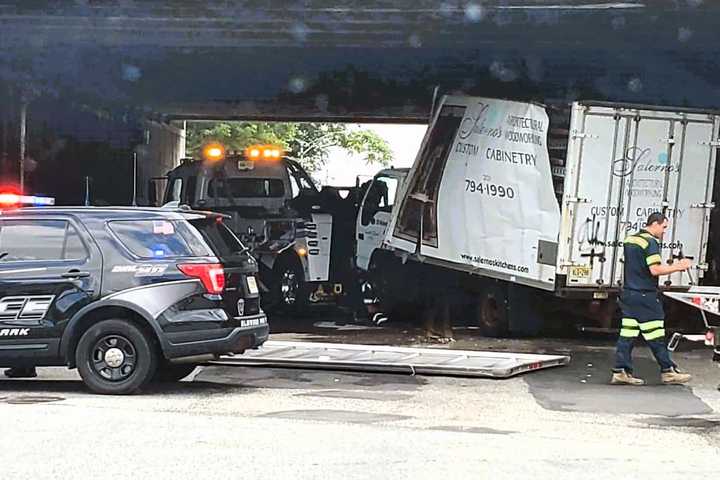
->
<box><xmin>611</xmin><ymin>212</ymin><xmax>692</xmax><ymax>386</ymax></box>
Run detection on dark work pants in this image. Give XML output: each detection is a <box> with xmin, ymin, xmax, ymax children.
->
<box><xmin>613</xmin><ymin>290</ymin><xmax>675</xmax><ymax>373</ymax></box>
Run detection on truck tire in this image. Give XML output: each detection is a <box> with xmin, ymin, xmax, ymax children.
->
<box><xmin>367</xmin><ymin>255</ymin><xmax>391</xmax><ymax>306</ymax></box>
<box><xmin>506</xmin><ymin>285</ymin><xmax>544</xmax><ymax>336</ymax></box>
<box><xmin>476</xmin><ymin>282</ymin><xmax>510</xmax><ymax>337</ymax></box>
<box><xmin>75</xmin><ymin>319</ymin><xmax>158</xmax><ymax>395</ymax></box>
<box><xmin>153</xmin><ymin>363</ymin><xmax>198</xmax><ymax>383</ymax></box>
<box><xmin>272</xmin><ymin>254</ymin><xmax>307</xmax><ymax>314</ymax></box>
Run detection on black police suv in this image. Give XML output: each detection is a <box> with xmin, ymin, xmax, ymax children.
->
<box><xmin>0</xmin><ymin>206</ymin><xmax>268</xmax><ymax>394</ymax></box>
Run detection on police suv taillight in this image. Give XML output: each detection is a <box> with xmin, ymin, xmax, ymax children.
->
<box><xmin>177</xmin><ymin>263</ymin><xmax>225</xmax><ymax>294</ymax></box>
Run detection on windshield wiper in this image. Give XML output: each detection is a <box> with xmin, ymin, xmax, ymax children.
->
<box><xmin>0</xmin><ymin>252</ymin><xmax>8</xmax><ymax>261</ymax></box>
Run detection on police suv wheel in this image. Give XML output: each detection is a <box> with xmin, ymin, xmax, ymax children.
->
<box><xmin>153</xmin><ymin>363</ymin><xmax>198</xmax><ymax>383</ymax></box>
<box><xmin>76</xmin><ymin>319</ymin><xmax>158</xmax><ymax>395</ymax></box>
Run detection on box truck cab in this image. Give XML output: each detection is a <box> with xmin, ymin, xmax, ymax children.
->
<box><xmin>355</xmin><ymin>168</ymin><xmax>409</xmax><ymax>271</ymax></box>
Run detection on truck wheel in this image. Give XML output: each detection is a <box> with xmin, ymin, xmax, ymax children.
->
<box><xmin>273</xmin><ymin>255</ymin><xmax>307</xmax><ymax>313</ymax></box>
<box><xmin>153</xmin><ymin>363</ymin><xmax>198</xmax><ymax>383</ymax></box>
<box><xmin>75</xmin><ymin>319</ymin><xmax>158</xmax><ymax>395</ymax></box>
<box><xmin>476</xmin><ymin>283</ymin><xmax>509</xmax><ymax>337</ymax></box>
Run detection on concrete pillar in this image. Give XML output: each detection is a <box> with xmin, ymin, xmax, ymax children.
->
<box><xmin>18</xmin><ymin>99</ymin><xmax>26</xmax><ymax>191</ymax></box>
<box><xmin>136</xmin><ymin>120</ymin><xmax>187</xmax><ymax>205</ymax></box>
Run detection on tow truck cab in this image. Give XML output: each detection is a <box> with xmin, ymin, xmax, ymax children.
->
<box><xmin>162</xmin><ymin>145</ymin><xmax>354</xmax><ymax>311</ymax></box>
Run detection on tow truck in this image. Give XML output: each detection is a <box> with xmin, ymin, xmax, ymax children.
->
<box><xmin>161</xmin><ymin>143</ymin><xmax>358</xmax><ymax>313</ymax></box>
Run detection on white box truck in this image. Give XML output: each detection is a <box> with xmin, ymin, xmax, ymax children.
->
<box><xmin>375</xmin><ymin>96</ymin><xmax>720</xmax><ymax>335</ymax></box>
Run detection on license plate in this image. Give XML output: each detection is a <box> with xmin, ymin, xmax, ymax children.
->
<box><xmin>569</xmin><ymin>265</ymin><xmax>591</xmax><ymax>282</ymax></box>
<box><xmin>246</xmin><ymin>276</ymin><xmax>259</xmax><ymax>294</ymax></box>
<box><xmin>240</xmin><ymin>317</ymin><xmax>266</xmax><ymax>328</ymax></box>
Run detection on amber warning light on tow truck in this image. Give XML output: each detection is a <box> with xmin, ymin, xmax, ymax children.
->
<box><xmin>244</xmin><ymin>144</ymin><xmax>283</xmax><ymax>161</ymax></box>
<box><xmin>202</xmin><ymin>143</ymin><xmax>227</xmax><ymax>163</ymax></box>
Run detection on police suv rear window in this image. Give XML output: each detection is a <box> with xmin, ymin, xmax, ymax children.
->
<box><xmin>109</xmin><ymin>220</ymin><xmax>212</xmax><ymax>259</ymax></box>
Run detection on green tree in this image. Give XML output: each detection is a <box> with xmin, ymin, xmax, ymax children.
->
<box><xmin>186</xmin><ymin>122</ymin><xmax>392</xmax><ymax>177</ymax></box>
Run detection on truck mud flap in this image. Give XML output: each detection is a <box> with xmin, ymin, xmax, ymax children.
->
<box><xmin>211</xmin><ymin>340</ymin><xmax>570</xmax><ymax>378</ymax></box>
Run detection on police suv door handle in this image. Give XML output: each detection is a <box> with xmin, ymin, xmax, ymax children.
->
<box><xmin>61</xmin><ymin>270</ymin><xmax>91</xmax><ymax>279</ymax></box>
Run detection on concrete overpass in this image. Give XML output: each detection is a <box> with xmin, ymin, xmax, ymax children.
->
<box><xmin>0</xmin><ymin>0</ymin><xmax>718</xmax><ymax>203</ymax></box>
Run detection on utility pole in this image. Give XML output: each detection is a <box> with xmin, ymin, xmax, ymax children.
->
<box><xmin>1</xmin><ymin>110</ymin><xmax>7</xmax><ymax>179</ymax></box>
<box><xmin>19</xmin><ymin>98</ymin><xmax>27</xmax><ymax>191</ymax></box>
<box><xmin>1</xmin><ymin>86</ymin><xmax>11</xmax><ymax>180</ymax></box>
<box><xmin>131</xmin><ymin>151</ymin><xmax>138</xmax><ymax>206</ymax></box>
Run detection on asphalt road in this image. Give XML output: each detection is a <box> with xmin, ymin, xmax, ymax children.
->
<box><xmin>1</xmin><ymin>333</ymin><xmax>719</xmax><ymax>479</ymax></box>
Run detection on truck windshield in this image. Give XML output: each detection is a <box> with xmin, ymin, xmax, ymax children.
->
<box><xmin>207</xmin><ymin>178</ymin><xmax>284</xmax><ymax>198</ymax></box>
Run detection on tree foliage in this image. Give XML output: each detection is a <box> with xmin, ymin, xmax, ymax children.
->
<box><xmin>186</xmin><ymin>122</ymin><xmax>392</xmax><ymax>176</ymax></box>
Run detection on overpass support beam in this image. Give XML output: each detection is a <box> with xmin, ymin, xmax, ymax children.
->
<box><xmin>136</xmin><ymin>120</ymin><xmax>186</xmax><ymax>205</ymax></box>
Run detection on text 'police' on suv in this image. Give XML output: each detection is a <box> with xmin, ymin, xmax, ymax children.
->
<box><xmin>0</xmin><ymin>205</ymin><xmax>268</xmax><ymax>394</ymax></box>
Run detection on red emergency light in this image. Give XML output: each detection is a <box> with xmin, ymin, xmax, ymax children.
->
<box><xmin>0</xmin><ymin>193</ymin><xmax>20</xmax><ymax>206</ymax></box>
<box><xmin>0</xmin><ymin>192</ymin><xmax>55</xmax><ymax>208</ymax></box>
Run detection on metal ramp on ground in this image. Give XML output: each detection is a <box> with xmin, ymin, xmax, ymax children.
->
<box><xmin>212</xmin><ymin>341</ymin><xmax>570</xmax><ymax>378</ymax></box>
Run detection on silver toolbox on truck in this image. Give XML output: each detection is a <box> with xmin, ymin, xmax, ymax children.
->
<box><xmin>558</xmin><ymin>102</ymin><xmax>720</xmax><ymax>290</ymax></box>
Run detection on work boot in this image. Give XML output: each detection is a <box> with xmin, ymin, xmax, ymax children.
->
<box><xmin>661</xmin><ymin>367</ymin><xmax>691</xmax><ymax>385</ymax></box>
<box><xmin>4</xmin><ymin>367</ymin><xmax>37</xmax><ymax>378</ymax></box>
<box><xmin>611</xmin><ymin>370</ymin><xmax>645</xmax><ymax>386</ymax></box>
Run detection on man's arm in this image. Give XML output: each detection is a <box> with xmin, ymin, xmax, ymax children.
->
<box><xmin>645</xmin><ymin>238</ymin><xmax>692</xmax><ymax>277</ymax></box>
<box><xmin>649</xmin><ymin>260</ymin><xmax>691</xmax><ymax>277</ymax></box>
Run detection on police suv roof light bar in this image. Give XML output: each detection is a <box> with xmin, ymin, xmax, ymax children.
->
<box><xmin>0</xmin><ymin>193</ymin><xmax>56</xmax><ymax>207</ymax></box>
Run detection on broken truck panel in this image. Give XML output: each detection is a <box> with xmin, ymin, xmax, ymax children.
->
<box><xmin>213</xmin><ymin>340</ymin><xmax>570</xmax><ymax>378</ymax></box>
